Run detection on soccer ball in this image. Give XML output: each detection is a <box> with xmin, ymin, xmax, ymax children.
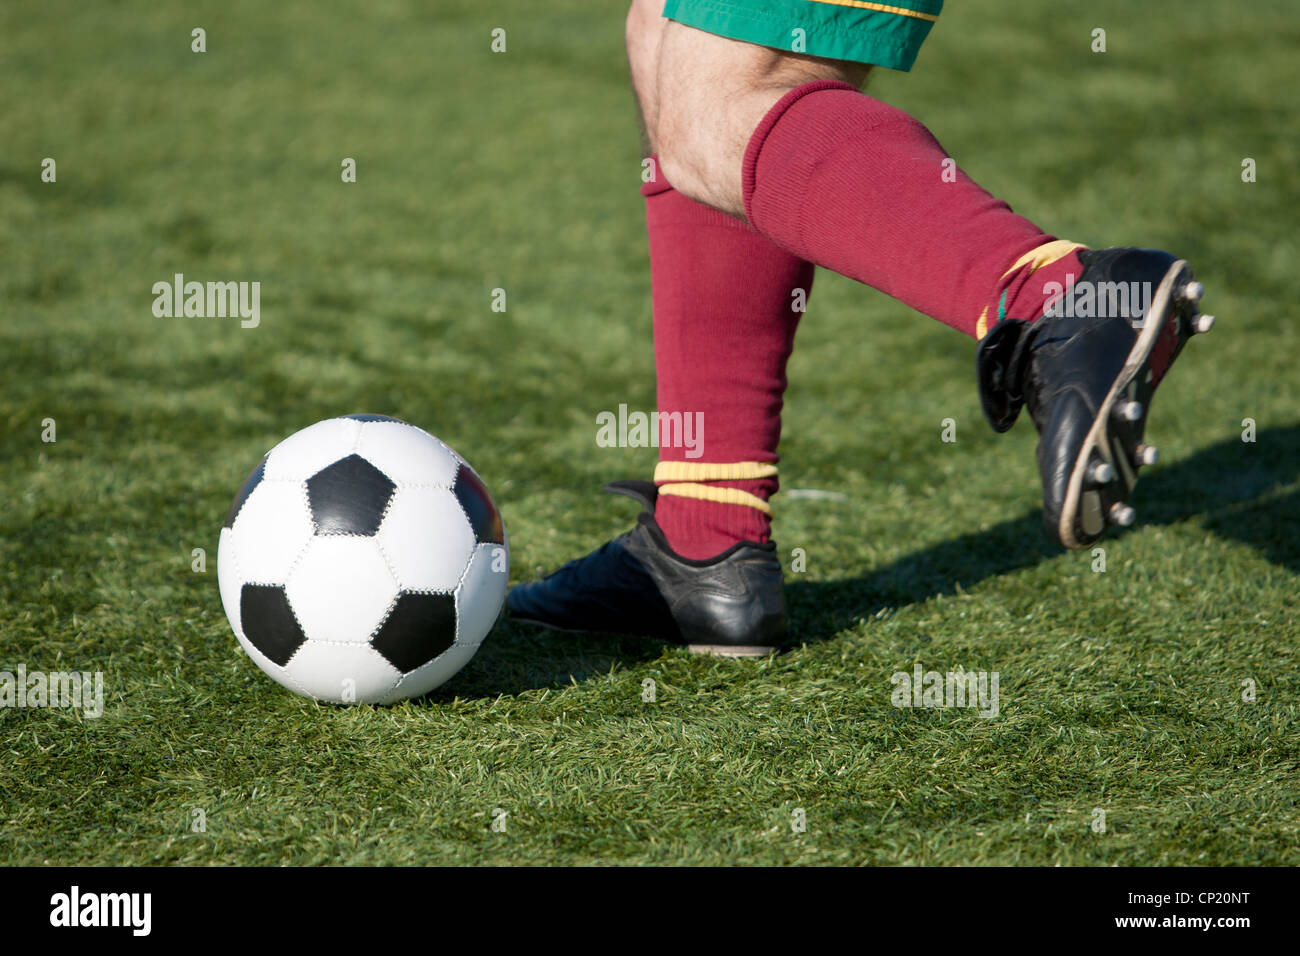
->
<box><xmin>217</xmin><ymin>414</ymin><xmax>508</xmax><ymax>704</ymax></box>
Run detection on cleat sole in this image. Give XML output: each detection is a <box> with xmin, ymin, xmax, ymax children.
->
<box><xmin>687</xmin><ymin>643</ymin><xmax>776</xmax><ymax>658</ymax></box>
<box><xmin>1057</xmin><ymin>261</ymin><xmax>1206</xmax><ymax>549</ymax></box>
<box><xmin>1088</xmin><ymin>459</ymin><xmax>1116</xmax><ymax>485</ymax></box>
<box><xmin>1114</xmin><ymin>400</ymin><xmax>1144</xmax><ymax>422</ymax></box>
<box><xmin>1109</xmin><ymin>502</ymin><xmax>1136</xmax><ymax>526</ymax></box>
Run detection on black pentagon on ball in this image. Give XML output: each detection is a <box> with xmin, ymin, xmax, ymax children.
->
<box><xmin>306</xmin><ymin>454</ymin><xmax>396</xmax><ymax>536</ymax></box>
<box><xmin>370</xmin><ymin>592</ymin><xmax>457</xmax><ymax>673</ymax></box>
<box><xmin>344</xmin><ymin>413</ymin><xmax>404</xmax><ymax>423</ymax></box>
<box><xmin>222</xmin><ymin>455</ymin><xmax>268</xmax><ymax>529</ymax></box>
<box><xmin>240</xmin><ymin>584</ymin><xmax>307</xmax><ymax>667</ymax></box>
<box><xmin>452</xmin><ymin>464</ymin><xmax>504</xmax><ymax>544</ymax></box>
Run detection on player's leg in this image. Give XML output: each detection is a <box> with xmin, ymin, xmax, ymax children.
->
<box><xmin>507</xmin><ymin>0</ymin><xmax>810</xmax><ymax>654</ymax></box>
<box><xmin>509</xmin><ymin>0</ymin><xmax>1214</xmax><ymax>651</ymax></box>
<box><xmin>649</xmin><ymin>13</ymin><xmax>1082</xmax><ymax>338</ymax></box>
<box><xmin>630</xmin><ymin>0</ymin><xmax>804</xmax><ymax>562</ymax></box>
<box><xmin>624</xmin><ymin>0</ymin><xmax>663</xmax><ymax>153</ymax></box>
<box><xmin>646</xmin><ymin>4</ymin><xmax>1213</xmax><ymax>547</ymax></box>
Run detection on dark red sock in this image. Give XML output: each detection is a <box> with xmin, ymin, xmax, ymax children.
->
<box><xmin>644</xmin><ymin>166</ymin><xmax>812</xmax><ymax>560</ymax></box>
<box><xmin>742</xmin><ymin>81</ymin><xmax>1084</xmax><ymax>340</ymax></box>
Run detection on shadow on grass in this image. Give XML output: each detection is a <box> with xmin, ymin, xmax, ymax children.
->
<box><xmin>431</xmin><ymin>624</ymin><xmax>663</xmax><ymax>703</ymax></box>
<box><xmin>442</xmin><ymin>425</ymin><xmax>1299</xmax><ymax>699</ymax></box>
<box><xmin>787</xmin><ymin>423</ymin><xmax>1300</xmax><ymax>645</ymax></box>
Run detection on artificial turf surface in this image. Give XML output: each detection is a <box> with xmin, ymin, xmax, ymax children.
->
<box><xmin>1</xmin><ymin>0</ymin><xmax>1297</xmax><ymax>865</ymax></box>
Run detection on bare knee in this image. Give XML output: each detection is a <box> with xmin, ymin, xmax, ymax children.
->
<box><xmin>652</xmin><ymin>20</ymin><xmax>868</xmax><ymax>213</ymax></box>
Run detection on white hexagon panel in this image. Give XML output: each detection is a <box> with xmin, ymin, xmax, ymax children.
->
<box><xmin>262</xmin><ymin>416</ymin><xmax>363</xmax><ymax>483</ymax></box>
<box><xmin>285</xmin><ymin>536</ymin><xmax>399</xmax><ymax>646</ymax></box>
<box><xmin>377</xmin><ymin>486</ymin><xmax>477</xmax><ymax>593</ymax></box>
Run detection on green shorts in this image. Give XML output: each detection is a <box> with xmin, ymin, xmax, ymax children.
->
<box><xmin>661</xmin><ymin>0</ymin><xmax>943</xmax><ymax>72</ymax></box>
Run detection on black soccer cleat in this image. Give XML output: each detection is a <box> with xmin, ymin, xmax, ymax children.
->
<box><xmin>976</xmin><ymin>247</ymin><xmax>1214</xmax><ymax>549</ymax></box>
<box><xmin>506</xmin><ymin>480</ymin><xmax>787</xmax><ymax>656</ymax></box>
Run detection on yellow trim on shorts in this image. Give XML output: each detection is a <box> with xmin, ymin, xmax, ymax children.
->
<box><xmin>803</xmin><ymin>0</ymin><xmax>940</xmax><ymax>23</ymax></box>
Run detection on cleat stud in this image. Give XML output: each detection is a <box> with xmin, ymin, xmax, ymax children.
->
<box><xmin>1109</xmin><ymin>503</ymin><xmax>1136</xmax><ymax>527</ymax></box>
<box><xmin>1114</xmin><ymin>400</ymin><xmax>1144</xmax><ymax>422</ymax></box>
<box><xmin>1181</xmin><ymin>281</ymin><xmax>1204</xmax><ymax>305</ymax></box>
<box><xmin>1088</xmin><ymin>460</ymin><xmax>1116</xmax><ymax>484</ymax></box>
<box><xmin>1136</xmin><ymin>444</ymin><xmax>1159</xmax><ymax>467</ymax></box>
<box><xmin>1192</xmin><ymin>313</ymin><xmax>1216</xmax><ymax>334</ymax></box>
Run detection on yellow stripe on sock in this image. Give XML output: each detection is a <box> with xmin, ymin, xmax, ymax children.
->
<box><xmin>804</xmin><ymin>0</ymin><xmax>940</xmax><ymax>23</ymax></box>
<box><xmin>975</xmin><ymin>240</ymin><xmax>1087</xmax><ymax>340</ymax></box>
<box><xmin>1003</xmin><ymin>240</ymin><xmax>1085</xmax><ymax>280</ymax></box>
<box><xmin>657</xmin><ymin>483</ymin><xmax>773</xmax><ymax>516</ymax></box>
<box><xmin>654</xmin><ymin>460</ymin><xmax>778</xmax><ymax>483</ymax></box>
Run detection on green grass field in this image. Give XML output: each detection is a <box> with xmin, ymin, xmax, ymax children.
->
<box><xmin>2</xmin><ymin>0</ymin><xmax>1297</xmax><ymax>866</ymax></box>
